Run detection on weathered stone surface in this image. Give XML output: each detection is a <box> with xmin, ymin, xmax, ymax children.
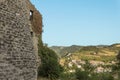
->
<box><xmin>26</xmin><ymin>0</ymin><xmax>43</xmax><ymax>35</ymax></box>
<box><xmin>0</xmin><ymin>0</ymin><xmax>42</xmax><ymax>80</ymax></box>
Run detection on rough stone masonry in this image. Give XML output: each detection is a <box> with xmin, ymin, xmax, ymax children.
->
<box><xmin>0</xmin><ymin>0</ymin><xmax>42</xmax><ymax>80</ymax></box>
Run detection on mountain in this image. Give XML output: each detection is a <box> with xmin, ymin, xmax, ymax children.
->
<box><xmin>50</xmin><ymin>44</ymin><xmax>120</xmax><ymax>58</ymax></box>
<box><xmin>50</xmin><ymin>45</ymin><xmax>83</xmax><ymax>57</ymax></box>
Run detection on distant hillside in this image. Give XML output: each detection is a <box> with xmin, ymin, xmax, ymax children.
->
<box><xmin>50</xmin><ymin>43</ymin><xmax>120</xmax><ymax>57</ymax></box>
<box><xmin>50</xmin><ymin>45</ymin><xmax>83</xmax><ymax>57</ymax></box>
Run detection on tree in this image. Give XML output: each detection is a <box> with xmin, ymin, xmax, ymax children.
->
<box><xmin>113</xmin><ymin>51</ymin><xmax>120</xmax><ymax>71</ymax></box>
<box><xmin>83</xmin><ymin>60</ymin><xmax>95</xmax><ymax>73</ymax></box>
<box><xmin>117</xmin><ymin>51</ymin><xmax>120</xmax><ymax>63</ymax></box>
<box><xmin>112</xmin><ymin>51</ymin><xmax>120</xmax><ymax>80</ymax></box>
<box><xmin>75</xmin><ymin>69</ymin><xmax>90</xmax><ymax>80</ymax></box>
<box><xmin>37</xmin><ymin>39</ymin><xmax>63</xmax><ymax>80</ymax></box>
<box><xmin>90</xmin><ymin>73</ymin><xmax>114</xmax><ymax>80</ymax></box>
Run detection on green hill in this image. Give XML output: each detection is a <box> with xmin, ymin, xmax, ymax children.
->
<box><xmin>50</xmin><ymin>43</ymin><xmax>120</xmax><ymax>59</ymax></box>
<box><xmin>50</xmin><ymin>45</ymin><xmax>83</xmax><ymax>57</ymax></box>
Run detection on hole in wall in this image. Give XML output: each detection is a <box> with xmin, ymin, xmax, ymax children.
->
<box><xmin>30</xmin><ymin>10</ymin><xmax>33</xmax><ymax>20</ymax></box>
<box><xmin>31</xmin><ymin>31</ymin><xmax>33</xmax><ymax>37</ymax></box>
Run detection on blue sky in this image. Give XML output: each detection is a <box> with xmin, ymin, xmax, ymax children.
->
<box><xmin>30</xmin><ymin>0</ymin><xmax>120</xmax><ymax>46</ymax></box>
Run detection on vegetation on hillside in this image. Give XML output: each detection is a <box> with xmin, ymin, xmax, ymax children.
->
<box><xmin>37</xmin><ymin>41</ymin><xmax>120</xmax><ymax>80</ymax></box>
<box><xmin>49</xmin><ymin>43</ymin><xmax>120</xmax><ymax>80</ymax></box>
<box><xmin>50</xmin><ymin>45</ymin><xmax>82</xmax><ymax>57</ymax></box>
<box><xmin>37</xmin><ymin>37</ymin><xmax>63</xmax><ymax>80</ymax></box>
<box><xmin>50</xmin><ymin>44</ymin><xmax>120</xmax><ymax>63</ymax></box>
<box><xmin>50</xmin><ymin>44</ymin><xmax>120</xmax><ymax>58</ymax></box>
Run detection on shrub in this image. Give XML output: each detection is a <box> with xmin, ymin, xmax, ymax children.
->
<box><xmin>38</xmin><ymin>41</ymin><xmax>63</xmax><ymax>80</ymax></box>
<box><xmin>90</xmin><ymin>73</ymin><xmax>114</xmax><ymax>80</ymax></box>
<box><xmin>60</xmin><ymin>72</ymin><xmax>76</xmax><ymax>80</ymax></box>
<box><xmin>75</xmin><ymin>69</ymin><xmax>90</xmax><ymax>80</ymax></box>
<box><xmin>99</xmin><ymin>73</ymin><xmax>114</xmax><ymax>80</ymax></box>
<box><xmin>117</xmin><ymin>51</ymin><xmax>120</xmax><ymax>63</ymax></box>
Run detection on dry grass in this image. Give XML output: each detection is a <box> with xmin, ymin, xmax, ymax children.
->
<box><xmin>99</xmin><ymin>49</ymin><xmax>115</xmax><ymax>56</ymax></box>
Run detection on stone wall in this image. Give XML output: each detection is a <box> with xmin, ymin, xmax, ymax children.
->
<box><xmin>26</xmin><ymin>0</ymin><xmax>43</xmax><ymax>66</ymax></box>
<box><xmin>26</xmin><ymin>0</ymin><xmax>43</xmax><ymax>35</ymax></box>
<box><xmin>0</xmin><ymin>0</ymin><xmax>42</xmax><ymax>80</ymax></box>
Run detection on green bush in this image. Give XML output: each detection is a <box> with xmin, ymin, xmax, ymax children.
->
<box><xmin>38</xmin><ymin>42</ymin><xmax>63</xmax><ymax>80</ymax></box>
<box><xmin>117</xmin><ymin>51</ymin><xmax>120</xmax><ymax>63</ymax></box>
<box><xmin>112</xmin><ymin>51</ymin><xmax>120</xmax><ymax>79</ymax></box>
<box><xmin>90</xmin><ymin>73</ymin><xmax>114</xmax><ymax>80</ymax></box>
<box><xmin>75</xmin><ymin>69</ymin><xmax>90</xmax><ymax>80</ymax></box>
<box><xmin>60</xmin><ymin>72</ymin><xmax>76</xmax><ymax>80</ymax></box>
<box><xmin>99</xmin><ymin>73</ymin><xmax>114</xmax><ymax>80</ymax></box>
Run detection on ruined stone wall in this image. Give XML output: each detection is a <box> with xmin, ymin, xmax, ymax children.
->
<box><xmin>26</xmin><ymin>0</ymin><xmax>43</xmax><ymax>66</ymax></box>
<box><xmin>26</xmin><ymin>0</ymin><xmax>43</xmax><ymax>35</ymax></box>
<box><xmin>0</xmin><ymin>0</ymin><xmax>39</xmax><ymax>80</ymax></box>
